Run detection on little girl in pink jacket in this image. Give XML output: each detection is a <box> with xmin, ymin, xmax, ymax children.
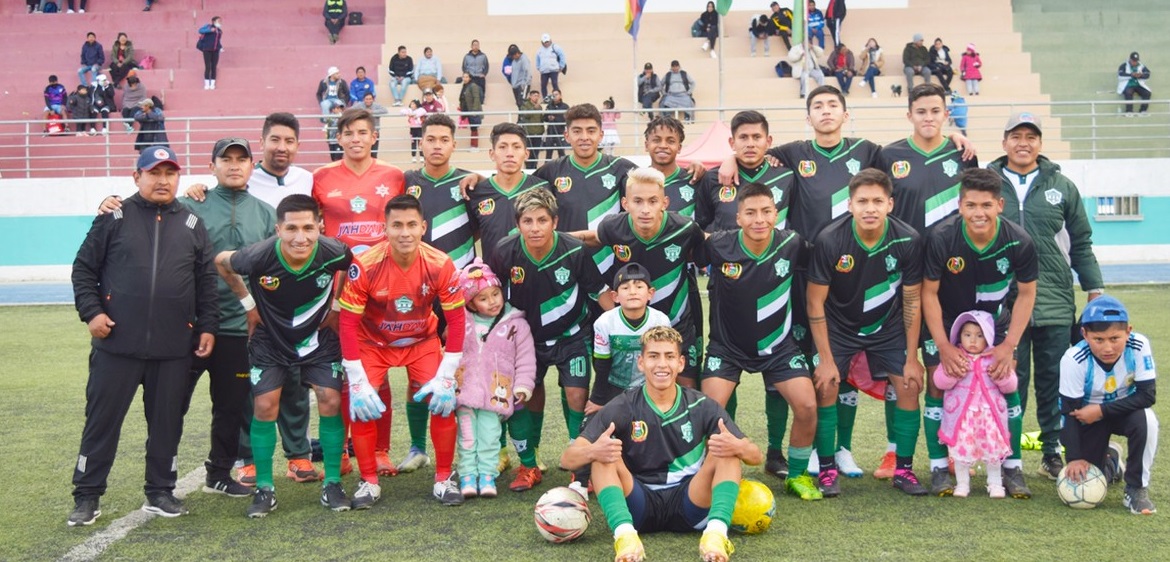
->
<box><xmin>934</xmin><ymin>310</ymin><xmax>1017</xmax><ymax>498</ymax></box>
<box><xmin>960</xmin><ymin>43</ymin><xmax>983</xmax><ymax>95</ymax></box>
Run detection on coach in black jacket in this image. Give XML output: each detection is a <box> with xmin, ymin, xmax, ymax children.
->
<box><xmin>67</xmin><ymin>145</ymin><xmax>219</xmax><ymax>526</ymax></box>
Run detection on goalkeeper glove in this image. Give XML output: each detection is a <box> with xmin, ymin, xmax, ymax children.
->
<box><xmin>413</xmin><ymin>352</ymin><xmax>461</xmax><ymax>417</ymax></box>
<box><xmin>343</xmin><ymin>359</ymin><xmax>386</xmax><ymax>422</ymax></box>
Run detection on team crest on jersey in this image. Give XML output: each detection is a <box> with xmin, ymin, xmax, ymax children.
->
<box><xmin>350</xmin><ymin>196</ymin><xmax>367</xmax><ymax>213</ymax></box>
<box><xmin>614</xmin><ymin>245</ymin><xmax>632</xmax><ymax>262</ymax></box>
<box><xmin>721</xmin><ymin>263</ymin><xmax>742</xmax><ymax>279</ymax></box>
<box><xmin>679</xmin><ymin>185</ymin><xmax>695</xmax><ymax>202</ymax></box>
<box><xmin>1104</xmin><ymin>375</ymin><xmax>1118</xmax><ymax>393</ymax></box>
<box><xmin>942</xmin><ymin>160</ymin><xmax>959</xmax><ymax>178</ymax></box>
<box><xmin>706</xmin><ymin>356</ymin><xmax>722</xmax><ymax>371</ymax></box>
<box><xmin>996</xmin><ymin>257</ymin><xmax>1010</xmax><ymax>275</ymax></box>
<box><xmin>406</xmin><ymin>185</ymin><xmax>422</xmax><ymax>198</ymax></box>
<box><xmin>835</xmin><ymin>254</ymin><xmax>855</xmax><ymax>273</ymax></box>
<box><xmin>775</xmin><ymin>258</ymin><xmax>790</xmax><ymax>278</ymax></box>
<box><xmin>510</xmin><ymin>266</ymin><xmax>526</xmax><ymax>284</ymax></box>
<box><xmin>395</xmin><ymin>295</ymin><xmax>414</xmax><ymax>314</ymax></box>
<box><xmin>631</xmin><ymin>420</ymin><xmax>649</xmax><ymax>442</ymax></box>
<box><xmin>664</xmin><ymin>244</ymin><xmax>682</xmax><ymax>263</ymax></box>
<box><xmin>718</xmin><ymin>186</ymin><xmax>736</xmax><ymax>202</ymax></box>
<box><xmin>924</xmin><ymin>339</ymin><xmax>938</xmax><ymax>356</ymax></box>
<box><xmin>798</xmin><ymin>160</ymin><xmax>817</xmax><ymax>177</ymax></box>
<box><xmin>680</xmin><ymin>420</ymin><xmax>694</xmax><ymax>443</ymax></box>
<box><xmin>891</xmin><ymin>161</ymin><xmax>911</xmax><ymax>179</ymax></box>
<box><xmin>1045</xmin><ymin>188</ymin><xmax>1063</xmax><ymax>205</ymax></box>
<box><xmin>374</xmin><ymin>184</ymin><xmax>390</xmax><ymax>198</ymax></box>
<box><xmin>947</xmin><ymin>257</ymin><xmax>965</xmax><ymax>274</ymax></box>
<box><xmin>601</xmin><ymin>173</ymin><xmax>617</xmax><ymax>190</ymax></box>
<box><xmin>846</xmin><ymin>158</ymin><xmax>861</xmax><ymax>176</ymax></box>
<box><xmin>554</xmin><ymin>176</ymin><xmax>573</xmax><ymax>192</ymax></box>
<box><xmin>885</xmin><ymin>255</ymin><xmax>898</xmax><ymax>272</ymax></box>
<box><xmin>554</xmin><ymin>266</ymin><xmax>570</xmax><ymax>285</ymax></box>
<box><xmin>315</xmin><ymin>273</ymin><xmax>332</xmax><ymax>289</ymax></box>
<box><xmin>770</xmin><ymin>186</ymin><xmax>784</xmax><ymax>203</ymax></box>
<box><xmin>450</xmin><ymin>186</ymin><xmax>462</xmax><ymax>202</ymax></box>
<box><xmin>477</xmin><ymin>199</ymin><xmax>496</xmax><ymax>215</ymax></box>
<box><xmin>259</xmin><ymin>276</ymin><xmax>280</xmax><ymax>291</ymax></box>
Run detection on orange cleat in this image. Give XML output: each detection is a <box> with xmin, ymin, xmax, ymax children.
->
<box><xmin>509</xmin><ymin>466</ymin><xmax>543</xmax><ymax>492</ymax></box>
<box><xmin>286</xmin><ymin>458</ymin><xmax>321</xmax><ymax>483</ymax></box>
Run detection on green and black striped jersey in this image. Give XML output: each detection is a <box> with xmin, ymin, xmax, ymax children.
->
<box><xmin>535</xmin><ymin>154</ymin><xmax>638</xmax><ymax>232</ymax></box>
<box><xmin>466</xmin><ymin>174</ymin><xmax>550</xmax><ymax>265</ymax></box>
<box><xmin>878</xmin><ymin>138</ymin><xmax>978</xmax><ymax>234</ymax></box>
<box><xmin>768</xmin><ymin>138</ymin><xmax>882</xmax><ymax>240</ymax></box>
<box><xmin>695</xmin><ymin>163</ymin><xmax>793</xmax><ymax>233</ymax></box>
<box><xmin>404</xmin><ymin>167</ymin><xmax>476</xmax><ymax>269</ymax></box>
<box><xmin>662</xmin><ymin>165</ymin><xmax>698</xmax><ymax>219</ymax></box>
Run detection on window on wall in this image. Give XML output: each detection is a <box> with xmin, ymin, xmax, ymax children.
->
<box><xmin>1095</xmin><ymin>196</ymin><xmax>1142</xmax><ymax>220</ymax></box>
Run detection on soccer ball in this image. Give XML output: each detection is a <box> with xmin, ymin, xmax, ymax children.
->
<box><xmin>730</xmin><ymin>479</ymin><xmax>775</xmax><ymax>534</ymax></box>
<box><xmin>1057</xmin><ymin>464</ymin><xmax>1108</xmax><ymax>509</ymax></box>
<box><xmin>534</xmin><ymin>486</ymin><xmax>591</xmax><ymax>543</ymax></box>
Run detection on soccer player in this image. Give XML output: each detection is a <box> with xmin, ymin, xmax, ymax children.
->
<box><xmin>922</xmin><ymin>168</ymin><xmax>1037</xmax><ymax>498</ymax></box>
<box><xmin>1060</xmin><ymin>296</ymin><xmax>1159</xmax><ymax>515</ymax></box>
<box><xmin>643</xmin><ymin>116</ymin><xmax>698</xmax><ymax>219</ymax></box>
<box><xmin>988</xmin><ymin>111</ymin><xmax>1104</xmax><ymax>481</ymax></box>
<box><xmin>699</xmin><ymin>182</ymin><xmax>822</xmax><ymax>501</ymax></box>
<box><xmin>696</xmin><ymin>110</ymin><xmax>793</xmax><ymax>233</ymax></box>
<box><xmin>805</xmin><ymin>169</ymin><xmax>928</xmax><ymax>497</ymax></box>
<box><xmin>489</xmin><ymin>188</ymin><xmax>607</xmax><ymax>491</ymax></box>
<box><xmin>561</xmin><ymin>326</ymin><xmax>762</xmax><ymax>562</ymax></box>
<box><xmin>466</xmin><ymin>122</ymin><xmax>551</xmax><ymax>265</ymax></box>
<box><xmin>338</xmin><ymin>195</ymin><xmax>467</xmax><ymax>507</ymax></box>
<box><xmin>69</xmin><ymin>146</ymin><xmax>218</xmax><ymax>526</ymax></box>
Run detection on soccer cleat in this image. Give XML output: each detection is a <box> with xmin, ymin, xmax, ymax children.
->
<box><xmin>496</xmin><ymin>449</ymin><xmax>513</xmax><ymax>474</ymax></box>
<box><xmin>351</xmin><ymin>480</ymin><xmax>381</xmax><ymax>510</ymax></box>
<box><xmin>1106</xmin><ymin>442</ymin><xmax>1126</xmax><ymax>484</ymax></box>
<box><xmin>286</xmin><ymin>459</ymin><xmax>322</xmax><ymax>483</ymax></box>
<box><xmin>247</xmin><ymin>488</ymin><xmax>277</xmax><ymax>518</ymax></box>
<box><xmin>764</xmin><ymin>448</ymin><xmax>789</xmax><ymax>479</ymax></box>
<box><xmin>1002</xmin><ymin>467</ymin><xmax>1032</xmax><ymax>499</ymax></box>
<box><xmin>785</xmin><ymin>474</ymin><xmax>824</xmax><ymax>501</ymax></box>
<box><xmin>237</xmin><ymin>464</ymin><xmax>256</xmax><ymax>486</ymax></box>
<box><xmin>699</xmin><ymin>529</ymin><xmax>735</xmax><ymax>562</ymax></box>
<box><xmin>434</xmin><ymin>473</ymin><xmax>465</xmax><ymax>506</ymax></box>
<box><xmin>461</xmin><ymin>474</ymin><xmax>479</xmax><ymax>498</ymax></box>
<box><xmin>142</xmin><ymin>493</ymin><xmax>189</xmax><ymax>518</ymax></box>
<box><xmin>568</xmin><ymin>480</ymin><xmax>589</xmax><ymax>501</ymax></box>
<box><xmin>67</xmin><ymin>497</ymin><xmax>101</xmax><ymax>527</ymax></box>
<box><xmin>479</xmin><ymin>474</ymin><xmax>498</xmax><ymax>498</ymax></box>
<box><xmin>892</xmin><ymin>469</ymin><xmax>929</xmax><ymax>496</ymax></box>
<box><xmin>873</xmin><ymin>451</ymin><xmax>897</xmax><ymax>479</ymax></box>
<box><xmin>1124</xmin><ymin>486</ymin><xmax>1157</xmax><ymax>515</ymax></box>
<box><xmin>818</xmin><ymin>468</ymin><xmax>841</xmax><ymax>498</ymax></box>
<box><xmin>397</xmin><ymin>447</ymin><xmax>431</xmax><ymax>473</ymax></box>
<box><xmin>1037</xmin><ymin>454</ymin><xmax>1064</xmax><ymax>481</ymax></box>
<box><xmin>509</xmin><ymin>466</ymin><xmax>543</xmax><ymax>492</ymax></box>
<box><xmin>203</xmin><ymin>478</ymin><xmax>252</xmax><ymax>498</ymax></box>
<box><xmin>320</xmin><ymin>482</ymin><xmax>351</xmax><ymax>512</ymax></box>
<box><xmin>375</xmin><ymin>450</ymin><xmax>398</xmax><ymax>477</ymax></box>
<box><xmin>614</xmin><ymin>531</ymin><xmax>646</xmax><ymax>562</ymax></box>
<box><xmin>340</xmin><ymin>452</ymin><xmax>353</xmax><ymax>476</ymax></box>
<box><xmin>929</xmin><ymin>467</ymin><xmax>954</xmax><ymax>497</ymax></box>
<box><xmin>835</xmin><ymin>447</ymin><xmax>864</xmax><ymax>478</ymax></box>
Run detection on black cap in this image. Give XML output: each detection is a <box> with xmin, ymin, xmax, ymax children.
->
<box><xmin>644</xmin><ymin>62</ymin><xmax>653</xmax><ymax>70</ymax></box>
<box><xmin>613</xmin><ymin>262</ymin><xmax>651</xmax><ymax>290</ymax></box>
<box><xmin>670</xmin><ymin>59</ymin><xmax>680</xmax><ymax>67</ymax></box>
<box><xmin>212</xmin><ymin>137</ymin><xmax>252</xmax><ymax>160</ymax></box>
<box><xmin>1130</xmin><ymin>51</ymin><xmax>1140</xmax><ymax>60</ymax></box>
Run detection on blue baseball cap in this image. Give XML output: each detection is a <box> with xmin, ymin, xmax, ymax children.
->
<box><xmin>136</xmin><ymin>146</ymin><xmax>181</xmax><ymax>171</ymax></box>
<box><xmin>1081</xmin><ymin>295</ymin><xmax>1128</xmax><ymax>325</ymax></box>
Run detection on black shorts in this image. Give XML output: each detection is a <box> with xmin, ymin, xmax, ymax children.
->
<box><xmin>676</xmin><ymin>319</ymin><xmax>703</xmax><ymax>383</ymax></box>
<box><xmin>789</xmin><ymin>272</ymin><xmax>815</xmax><ymax>360</ymax></box>
<box><xmin>627</xmin><ymin>476</ymin><xmax>710</xmax><ymax>533</ymax></box>
<box><xmin>248</xmin><ymin>332</ymin><xmax>343</xmax><ymax>395</ymax></box>
<box><xmin>831</xmin><ymin>335</ymin><xmax>907</xmax><ymax>382</ymax></box>
<box><xmin>535</xmin><ymin>335</ymin><xmax>591</xmax><ymax>389</ymax></box>
<box><xmin>701</xmin><ymin>339</ymin><xmax>811</xmax><ymax>387</ymax></box>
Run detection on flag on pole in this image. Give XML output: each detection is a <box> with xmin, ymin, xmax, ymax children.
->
<box><xmin>716</xmin><ymin>0</ymin><xmax>733</xmax><ymax>16</ymax></box>
<box><xmin>625</xmin><ymin>0</ymin><xmax>648</xmax><ymax>40</ymax></box>
<box><xmin>792</xmin><ymin>0</ymin><xmax>806</xmax><ymax>45</ymax></box>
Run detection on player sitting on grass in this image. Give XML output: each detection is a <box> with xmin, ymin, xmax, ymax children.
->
<box><xmin>561</xmin><ymin>326</ymin><xmax>763</xmax><ymax>562</ymax></box>
<box><xmin>1060</xmin><ymin>296</ymin><xmax>1159</xmax><ymax>515</ymax></box>
<box><xmin>214</xmin><ymin>194</ymin><xmax>354</xmax><ymax>518</ymax></box>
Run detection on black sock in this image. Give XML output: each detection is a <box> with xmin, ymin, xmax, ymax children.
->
<box><xmin>896</xmin><ymin>456</ymin><xmax>913</xmax><ymax>471</ymax></box>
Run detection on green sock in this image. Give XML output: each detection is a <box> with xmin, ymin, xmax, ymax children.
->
<box><xmin>788</xmin><ymin>445</ymin><xmax>812</xmax><ymax>477</ymax></box>
<box><xmin>532</xmin><ymin>409</ymin><xmax>545</xmax><ymax>451</ymax></box>
<box><xmin>924</xmin><ymin>395</ymin><xmax>947</xmax><ymax>460</ymax></box>
<box><xmin>1005</xmin><ymin>391</ymin><xmax>1023</xmax><ymax>460</ymax></box>
<box><xmin>815</xmin><ymin>406</ymin><xmax>837</xmax><ymax>461</ymax></box>
<box><xmin>406</xmin><ymin>400</ymin><xmax>429</xmax><ymax>452</ymax></box>
<box><xmin>499</xmin><ymin>417</ymin><xmax>509</xmax><ymax>449</ymax></box>
<box><xmin>318</xmin><ymin>415</ymin><xmax>344</xmax><ymax>484</ymax></box>
<box><xmin>893</xmin><ymin>406</ymin><xmax>921</xmax><ymax>459</ymax></box>
<box><xmin>835</xmin><ymin>383</ymin><xmax>857</xmax><ymax>451</ymax></box>
<box><xmin>764</xmin><ymin>391</ymin><xmax>788</xmax><ymax>450</ymax></box>
<box><xmin>725</xmin><ymin>389</ymin><xmax>738</xmax><ymax>419</ymax></box>
<box><xmin>566</xmin><ymin>408</ymin><xmax>585</xmax><ymax>440</ymax></box>
<box><xmin>598</xmin><ymin>485</ymin><xmax>633</xmax><ymax>532</ymax></box>
<box><xmin>509</xmin><ymin>409</ymin><xmax>537</xmax><ymax>468</ymax></box>
<box><xmin>709</xmin><ymin>481</ymin><xmax>740</xmax><ymax>526</ymax></box>
<box><xmin>884</xmin><ymin>391</ymin><xmax>898</xmax><ymax>444</ymax></box>
<box><xmin>251</xmin><ymin>418</ymin><xmax>277</xmax><ymax>490</ymax></box>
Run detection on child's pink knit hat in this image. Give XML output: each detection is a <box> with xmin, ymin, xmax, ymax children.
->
<box><xmin>459</xmin><ymin>258</ymin><xmax>501</xmax><ymax>302</ymax></box>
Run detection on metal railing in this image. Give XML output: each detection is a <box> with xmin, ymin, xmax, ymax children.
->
<box><xmin>2</xmin><ymin>99</ymin><xmax>1167</xmax><ymax>178</ymax></box>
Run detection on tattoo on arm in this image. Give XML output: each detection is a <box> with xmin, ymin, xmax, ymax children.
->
<box><xmin>809</xmin><ymin>315</ymin><xmax>826</xmax><ymax>324</ymax></box>
<box><xmin>903</xmin><ymin>289</ymin><xmax>920</xmax><ymax>333</ymax></box>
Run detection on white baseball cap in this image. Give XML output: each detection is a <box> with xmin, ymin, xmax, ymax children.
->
<box><xmin>326</xmin><ymin>66</ymin><xmax>340</xmax><ymax>78</ymax></box>
<box><xmin>541</xmin><ymin>33</ymin><xmax>551</xmax><ymax>43</ymax></box>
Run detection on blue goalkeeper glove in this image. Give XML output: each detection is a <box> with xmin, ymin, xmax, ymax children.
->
<box><xmin>343</xmin><ymin>359</ymin><xmax>385</xmax><ymax>422</ymax></box>
<box><xmin>413</xmin><ymin>352</ymin><xmax>461</xmax><ymax>417</ymax></box>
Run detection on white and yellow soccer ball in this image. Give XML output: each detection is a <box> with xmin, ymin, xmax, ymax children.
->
<box><xmin>534</xmin><ymin>486</ymin><xmax>591</xmax><ymax>543</ymax></box>
<box><xmin>1057</xmin><ymin>464</ymin><xmax>1109</xmax><ymax>509</ymax></box>
<box><xmin>731</xmin><ymin>479</ymin><xmax>775</xmax><ymax>534</ymax></box>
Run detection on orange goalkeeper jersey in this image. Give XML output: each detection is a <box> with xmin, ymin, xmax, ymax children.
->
<box><xmin>312</xmin><ymin>159</ymin><xmax>405</xmax><ymax>253</ymax></box>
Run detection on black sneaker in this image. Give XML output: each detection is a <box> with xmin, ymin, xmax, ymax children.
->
<box><xmin>1106</xmin><ymin>442</ymin><xmax>1125</xmax><ymax>484</ymax></box>
<box><xmin>929</xmin><ymin>467</ymin><xmax>954</xmax><ymax>497</ymax></box>
<box><xmin>321</xmin><ymin>482</ymin><xmax>351</xmax><ymax>512</ymax></box>
<box><xmin>1002</xmin><ymin>467</ymin><xmax>1032</xmax><ymax>499</ymax></box>
<box><xmin>433</xmin><ymin>473</ymin><xmax>465</xmax><ymax>506</ymax></box>
<box><xmin>142</xmin><ymin>493</ymin><xmax>189</xmax><ymax>517</ymax></box>
<box><xmin>203</xmin><ymin>478</ymin><xmax>252</xmax><ymax>498</ymax></box>
<box><xmin>764</xmin><ymin>448</ymin><xmax>789</xmax><ymax>479</ymax></box>
<box><xmin>247</xmin><ymin>488</ymin><xmax>277</xmax><ymax>518</ymax></box>
<box><xmin>1123</xmin><ymin>486</ymin><xmax>1157</xmax><ymax>515</ymax></box>
<box><xmin>1037</xmin><ymin>454</ymin><xmax>1064</xmax><ymax>481</ymax></box>
<box><xmin>892</xmin><ymin>469</ymin><xmax>929</xmax><ymax>496</ymax></box>
<box><xmin>67</xmin><ymin>497</ymin><xmax>101</xmax><ymax>527</ymax></box>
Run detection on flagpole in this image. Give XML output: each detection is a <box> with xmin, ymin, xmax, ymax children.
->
<box><xmin>717</xmin><ymin>13</ymin><xmax>724</xmax><ymax>122</ymax></box>
<box><xmin>632</xmin><ymin>38</ymin><xmax>639</xmax><ymax>136</ymax></box>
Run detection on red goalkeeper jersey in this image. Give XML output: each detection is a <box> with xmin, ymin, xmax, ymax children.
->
<box><xmin>312</xmin><ymin>159</ymin><xmax>405</xmax><ymax>252</ymax></box>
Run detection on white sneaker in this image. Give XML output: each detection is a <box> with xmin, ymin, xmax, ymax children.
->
<box><xmin>710</xmin><ymin>51</ymin><xmax>718</xmax><ymax>59</ymax></box>
<box><xmin>101</xmin><ymin>128</ymin><xmax>108</xmax><ymax>136</ymax></box>
<box><xmin>79</xmin><ymin>8</ymin><xmax>85</xmax><ymax>12</ymax></box>
<box><xmin>351</xmin><ymin>480</ymin><xmax>381</xmax><ymax>510</ymax></box>
<box><xmin>701</xmin><ymin>41</ymin><xmax>709</xmax><ymax>52</ymax></box>
<box><xmin>872</xmin><ymin>91</ymin><xmax>879</xmax><ymax>98</ymax></box>
<box><xmin>568</xmin><ymin>481</ymin><xmax>589</xmax><ymax>501</ymax></box>
<box><xmin>835</xmin><ymin>447</ymin><xmax>864</xmax><ymax>478</ymax></box>
<box><xmin>67</xmin><ymin>9</ymin><xmax>75</xmax><ymax>13</ymax></box>
<box><xmin>88</xmin><ymin>127</ymin><xmax>96</xmax><ymax>135</ymax></box>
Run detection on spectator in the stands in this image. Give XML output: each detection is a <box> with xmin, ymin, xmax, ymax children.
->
<box><xmin>358</xmin><ymin>93</ymin><xmax>389</xmax><ymax>158</ymax></box>
<box><xmin>825</xmin><ymin>0</ymin><xmax>846</xmax><ymax>48</ymax></box>
<box><xmin>543</xmin><ymin>89</ymin><xmax>568</xmax><ymax>162</ymax></box>
<box><xmin>928</xmin><ymin>38</ymin><xmax>955</xmax><ymax>91</ymax></box>
<box><xmin>1118</xmin><ymin>51</ymin><xmax>1152</xmax><ymax>117</ymax></box>
<box><xmin>536</xmin><ymin>33</ymin><xmax>567</xmax><ymax>96</ymax></box>
<box><xmin>350</xmin><ymin>66</ymin><xmax>375</xmax><ymax>106</ymax></box>
<box><xmin>432</xmin><ymin>84</ymin><xmax>450</xmax><ymax>114</ymax></box>
<box><xmin>388</xmin><ymin>46</ymin><xmax>414</xmax><ymax>107</ymax></box>
<box><xmin>78</xmin><ymin>32</ymin><xmax>105</xmax><ymax>88</ymax></box>
<box><xmin>67</xmin><ymin>84</ymin><xmax>95</xmax><ymax>136</ymax></box>
<box><xmin>518</xmin><ymin>89</ymin><xmax>544</xmax><ymax>170</ymax></box>
<box><xmin>317</xmin><ymin>67</ymin><xmax>349</xmax><ymax>118</ymax></box>
<box><xmin>414</xmin><ymin>46</ymin><xmax>444</xmax><ymax>92</ymax></box>
<box><xmin>121</xmin><ymin>74</ymin><xmax>147</xmax><ymax>132</ymax></box>
<box><xmin>960</xmin><ymin>43</ymin><xmax>982</xmax><ymax>96</ymax></box>
<box><xmin>66</xmin><ymin>0</ymin><xmax>87</xmax><ymax>13</ymax></box>
<box><xmin>26</xmin><ymin>0</ymin><xmax>40</xmax><ymax>14</ymax></box>
<box><xmin>143</xmin><ymin>0</ymin><xmax>156</xmax><ymax>11</ymax></box>
<box><xmin>44</xmin><ymin>75</ymin><xmax>68</xmax><ymax>121</ymax></box>
<box><xmin>133</xmin><ymin>98</ymin><xmax>168</xmax><ymax>151</ymax></box>
<box><xmin>637</xmin><ymin>63</ymin><xmax>661</xmax><ymax>112</ymax></box>
<box><xmin>501</xmin><ymin>44</ymin><xmax>518</xmax><ymax>81</ymax></box>
<box><xmin>323</xmin><ymin>0</ymin><xmax>347</xmax><ymax>45</ymax></box>
<box><xmin>807</xmin><ymin>0</ymin><xmax>826</xmax><ymax>49</ymax></box>
<box><xmin>789</xmin><ymin>35</ymin><xmax>825</xmax><ymax>98</ymax></box>
<box><xmin>767</xmin><ymin>1</ymin><xmax>793</xmax><ymax>51</ymax></box>
<box><xmin>902</xmin><ymin>33</ymin><xmax>932</xmax><ymax>91</ymax></box>
<box><xmin>196</xmin><ymin>16</ymin><xmax>224</xmax><ymax>90</ymax></box>
<box><xmin>828</xmin><ymin>42</ymin><xmax>856</xmax><ymax>95</ymax></box>
<box><xmin>458</xmin><ymin>71</ymin><xmax>484</xmax><ymax>150</ymax></box>
<box><xmin>325</xmin><ymin>102</ymin><xmax>344</xmax><ymax>161</ymax></box>
<box><xmin>698</xmin><ymin>2</ymin><xmax>719</xmax><ymax>59</ymax></box>
<box><xmin>750</xmin><ymin>13</ymin><xmax>771</xmax><ymax>58</ymax></box>
<box><xmin>660</xmin><ymin>60</ymin><xmax>696</xmax><ymax>122</ymax></box>
<box><xmin>108</xmin><ymin>33</ymin><xmax>138</xmax><ymax>88</ymax></box>
<box><xmin>420</xmin><ymin>88</ymin><xmax>443</xmax><ymax>114</ymax></box>
<box><xmin>91</xmin><ymin>74</ymin><xmax>117</xmax><ymax>135</ymax></box>
<box><xmin>462</xmin><ymin>40</ymin><xmax>489</xmax><ymax>100</ymax></box>
<box><xmin>508</xmin><ymin>45</ymin><xmax>533</xmax><ymax>108</ymax></box>
<box><xmin>859</xmin><ymin>37</ymin><xmax>884</xmax><ymax>98</ymax></box>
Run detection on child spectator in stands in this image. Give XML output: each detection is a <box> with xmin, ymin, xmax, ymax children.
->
<box><xmin>750</xmin><ymin>13</ymin><xmax>771</xmax><ymax>58</ymax></box>
<box><xmin>108</xmin><ymin>33</ymin><xmax>137</xmax><ymax>88</ymax></box>
<box><xmin>600</xmin><ymin>97</ymin><xmax>620</xmax><ymax>157</ymax></box>
<box><xmin>349</xmin><ymin>66</ymin><xmax>375</xmax><ymax>106</ymax></box>
<box><xmin>323</xmin><ymin>0</ymin><xmax>347</xmax><ymax>45</ymax></box>
<box><xmin>67</xmin><ymin>84</ymin><xmax>95</xmax><ymax>136</ymax></box>
<box><xmin>43</xmin><ymin>75</ymin><xmax>67</xmax><ymax>121</ymax></box>
<box><xmin>699</xmin><ymin>2</ymin><xmax>719</xmax><ymax>58</ymax></box>
<box><xmin>78</xmin><ymin>32</ymin><xmax>105</xmax><ymax>88</ymax></box>
<box><xmin>433</xmin><ymin>84</ymin><xmax>450</xmax><ymax>114</ymax></box>
<box><xmin>133</xmin><ymin>98</ymin><xmax>168</xmax><ymax>151</ymax></box>
<box><xmin>828</xmin><ymin>42</ymin><xmax>855</xmax><ymax>95</ymax></box>
<box><xmin>325</xmin><ymin>102</ymin><xmax>344</xmax><ymax>161</ymax></box>
<box><xmin>120</xmin><ymin>74</ymin><xmax>146</xmax><ymax>132</ymax></box>
<box><xmin>960</xmin><ymin>43</ymin><xmax>982</xmax><ymax>96</ymax></box>
<box><xmin>196</xmin><ymin>16</ymin><xmax>224</xmax><ymax>90</ymax></box>
<box><xmin>458</xmin><ymin>71</ymin><xmax>484</xmax><ymax>150</ymax></box>
<box><xmin>860</xmin><ymin>37</ymin><xmax>884</xmax><ymax>98</ymax></box>
<box><xmin>420</xmin><ymin>88</ymin><xmax>443</xmax><ymax>115</ymax></box>
<box><xmin>90</xmin><ymin>74</ymin><xmax>117</xmax><ymax>136</ymax></box>
<box><xmin>402</xmin><ymin>99</ymin><xmax>426</xmax><ymax>163</ymax></box>
<box><xmin>929</xmin><ymin>38</ymin><xmax>954</xmax><ymax>92</ymax></box>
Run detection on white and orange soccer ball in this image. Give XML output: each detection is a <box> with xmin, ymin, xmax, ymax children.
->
<box><xmin>534</xmin><ymin>486</ymin><xmax>591</xmax><ymax>543</ymax></box>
